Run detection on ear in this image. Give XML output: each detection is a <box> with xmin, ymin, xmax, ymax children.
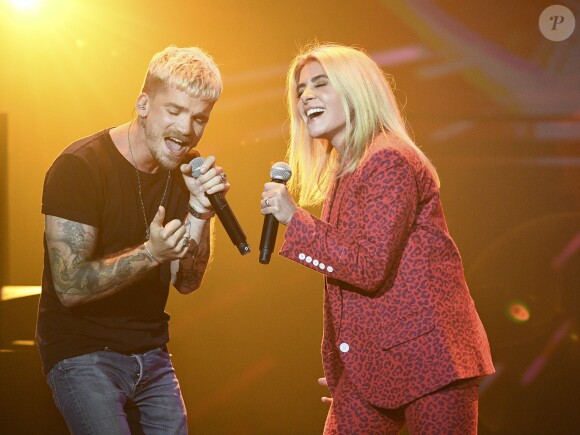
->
<box><xmin>136</xmin><ymin>93</ymin><xmax>149</xmax><ymax>117</ymax></box>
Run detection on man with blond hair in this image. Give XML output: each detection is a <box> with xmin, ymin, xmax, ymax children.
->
<box><xmin>37</xmin><ymin>46</ymin><xmax>228</xmax><ymax>434</ymax></box>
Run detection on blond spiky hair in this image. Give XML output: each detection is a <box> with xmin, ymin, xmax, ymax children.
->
<box><xmin>142</xmin><ymin>45</ymin><xmax>222</xmax><ymax>102</ymax></box>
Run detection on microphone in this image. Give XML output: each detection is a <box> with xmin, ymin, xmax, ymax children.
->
<box><xmin>189</xmin><ymin>157</ymin><xmax>251</xmax><ymax>255</ymax></box>
<box><xmin>259</xmin><ymin>162</ymin><xmax>292</xmax><ymax>264</ymax></box>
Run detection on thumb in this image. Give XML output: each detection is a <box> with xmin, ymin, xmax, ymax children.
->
<box><xmin>150</xmin><ymin>206</ymin><xmax>165</xmax><ymax>230</ymax></box>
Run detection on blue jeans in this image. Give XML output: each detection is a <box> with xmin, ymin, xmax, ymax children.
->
<box><xmin>47</xmin><ymin>347</ymin><xmax>187</xmax><ymax>435</ymax></box>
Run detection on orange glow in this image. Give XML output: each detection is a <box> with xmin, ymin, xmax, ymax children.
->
<box><xmin>507</xmin><ymin>301</ymin><xmax>530</xmax><ymax>323</ymax></box>
<box><xmin>0</xmin><ymin>285</ymin><xmax>41</xmax><ymax>301</ymax></box>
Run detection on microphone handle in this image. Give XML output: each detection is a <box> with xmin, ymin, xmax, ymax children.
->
<box><xmin>207</xmin><ymin>192</ymin><xmax>251</xmax><ymax>255</ymax></box>
<box><xmin>258</xmin><ymin>178</ymin><xmax>286</xmax><ymax>264</ymax></box>
<box><xmin>259</xmin><ymin>215</ymin><xmax>279</xmax><ymax>264</ymax></box>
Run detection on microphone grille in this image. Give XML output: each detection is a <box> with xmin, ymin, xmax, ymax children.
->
<box><xmin>270</xmin><ymin>162</ymin><xmax>292</xmax><ymax>182</ymax></box>
<box><xmin>190</xmin><ymin>157</ymin><xmax>206</xmax><ymax>179</ymax></box>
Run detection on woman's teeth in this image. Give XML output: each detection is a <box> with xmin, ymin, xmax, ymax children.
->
<box><xmin>307</xmin><ymin>108</ymin><xmax>325</xmax><ymax>119</ymax></box>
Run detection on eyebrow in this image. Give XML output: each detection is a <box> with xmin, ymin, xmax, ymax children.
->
<box><xmin>165</xmin><ymin>102</ymin><xmax>186</xmax><ymax>111</ymax></box>
<box><xmin>165</xmin><ymin>102</ymin><xmax>210</xmax><ymax>121</ymax></box>
<box><xmin>296</xmin><ymin>74</ymin><xmax>328</xmax><ymax>93</ymax></box>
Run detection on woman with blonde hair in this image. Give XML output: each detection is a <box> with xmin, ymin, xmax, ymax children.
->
<box><xmin>261</xmin><ymin>43</ymin><xmax>494</xmax><ymax>434</ymax></box>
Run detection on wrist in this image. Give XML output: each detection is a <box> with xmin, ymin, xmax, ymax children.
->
<box><xmin>143</xmin><ymin>241</ymin><xmax>161</xmax><ymax>264</ymax></box>
<box><xmin>188</xmin><ymin>203</ymin><xmax>215</xmax><ymax>220</ymax></box>
<box><xmin>188</xmin><ymin>195</ymin><xmax>213</xmax><ymax>212</ymax></box>
<box><xmin>283</xmin><ymin>206</ymin><xmax>299</xmax><ymax>225</ymax></box>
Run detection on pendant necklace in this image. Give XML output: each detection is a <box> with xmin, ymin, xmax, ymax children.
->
<box><xmin>127</xmin><ymin>119</ymin><xmax>171</xmax><ymax>241</ymax></box>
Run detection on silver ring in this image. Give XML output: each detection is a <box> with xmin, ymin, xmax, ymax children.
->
<box><xmin>219</xmin><ymin>173</ymin><xmax>227</xmax><ymax>183</ymax></box>
<box><xmin>181</xmin><ymin>236</ymin><xmax>189</xmax><ymax>247</ymax></box>
<box><xmin>265</xmin><ymin>198</ymin><xmax>269</xmax><ymax>206</ymax></box>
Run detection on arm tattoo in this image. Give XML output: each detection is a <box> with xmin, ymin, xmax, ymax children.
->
<box><xmin>174</xmin><ymin>222</ymin><xmax>211</xmax><ymax>291</ymax></box>
<box><xmin>46</xmin><ymin>216</ymin><xmax>151</xmax><ymax>304</ymax></box>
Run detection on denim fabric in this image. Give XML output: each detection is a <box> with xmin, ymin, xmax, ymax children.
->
<box><xmin>47</xmin><ymin>347</ymin><xmax>187</xmax><ymax>435</ymax></box>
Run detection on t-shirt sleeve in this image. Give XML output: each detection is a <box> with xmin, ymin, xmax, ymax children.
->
<box><xmin>42</xmin><ymin>154</ymin><xmax>101</xmax><ymax>227</ymax></box>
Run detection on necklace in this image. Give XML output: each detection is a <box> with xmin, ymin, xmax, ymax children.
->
<box><xmin>127</xmin><ymin>119</ymin><xmax>171</xmax><ymax>241</ymax></box>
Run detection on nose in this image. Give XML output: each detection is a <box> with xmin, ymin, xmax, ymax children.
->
<box><xmin>175</xmin><ymin>117</ymin><xmax>193</xmax><ymax>137</ymax></box>
<box><xmin>300</xmin><ymin>85</ymin><xmax>315</xmax><ymax>103</ymax></box>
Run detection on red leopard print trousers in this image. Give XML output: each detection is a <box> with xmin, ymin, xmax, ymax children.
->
<box><xmin>324</xmin><ymin>373</ymin><xmax>480</xmax><ymax>434</ymax></box>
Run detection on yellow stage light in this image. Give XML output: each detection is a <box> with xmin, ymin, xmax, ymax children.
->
<box><xmin>9</xmin><ymin>0</ymin><xmax>42</xmax><ymax>12</ymax></box>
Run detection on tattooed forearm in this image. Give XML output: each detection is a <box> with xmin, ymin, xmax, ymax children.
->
<box><xmin>174</xmin><ymin>266</ymin><xmax>204</xmax><ymax>291</ymax></box>
<box><xmin>173</xmin><ymin>220</ymin><xmax>212</xmax><ymax>293</ymax></box>
<box><xmin>45</xmin><ymin>216</ymin><xmax>155</xmax><ymax>307</ymax></box>
<box><xmin>49</xmin><ymin>249</ymin><xmax>100</xmax><ymax>295</ymax></box>
<box><xmin>51</xmin><ymin>248</ymin><xmax>146</xmax><ymax>297</ymax></box>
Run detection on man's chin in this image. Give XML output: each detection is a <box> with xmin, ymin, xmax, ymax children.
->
<box><xmin>157</xmin><ymin>156</ymin><xmax>182</xmax><ymax>172</ymax></box>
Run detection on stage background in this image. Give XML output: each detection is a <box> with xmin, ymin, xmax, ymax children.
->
<box><xmin>1</xmin><ymin>1</ymin><xmax>579</xmax><ymax>433</ymax></box>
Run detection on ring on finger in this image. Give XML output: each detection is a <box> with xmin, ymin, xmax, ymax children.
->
<box><xmin>220</xmin><ymin>173</ymin><xmax>227</xmax><ymax>183</ymax></box>
<box><xmin>181</xmin><ymin>236</ymin><xmax>189</xmax><ymax>247</ymax></box>
<box><xmin>265</xmin><ymin>198</ymin><xmax>270</xmax><ymax>206</ymax></box>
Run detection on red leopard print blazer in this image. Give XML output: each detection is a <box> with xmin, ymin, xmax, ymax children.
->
<box><xmin>279</xmin><ymin>132</ymin><xmax>494</xmax><ymax>408</ymax></box>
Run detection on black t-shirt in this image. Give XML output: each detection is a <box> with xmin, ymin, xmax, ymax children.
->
<box><xmin>37</xmin><ymin>128</ymin><xmax>189</xmax><ymax>374</ymax></box>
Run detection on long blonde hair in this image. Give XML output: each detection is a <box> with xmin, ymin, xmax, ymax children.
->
<box><xmin>286</xmin><ymin>43</ymin><xmax>439</xmax><ymax>206</ymax></box>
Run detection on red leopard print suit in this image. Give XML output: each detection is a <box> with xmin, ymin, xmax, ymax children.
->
<box><xmin>279</xmin><ymin>132</ymin><xmax>494</xmax><ymax>409</ymax></box>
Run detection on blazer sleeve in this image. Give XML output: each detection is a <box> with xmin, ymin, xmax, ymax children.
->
<box><xmin>279</xmin><ymin>149</ymin><xmax>419</xmax><ymax>293</ymax></box>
